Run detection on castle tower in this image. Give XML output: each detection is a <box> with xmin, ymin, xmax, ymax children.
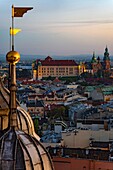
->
<box><xmin>32</xmin><ymin>60</ymin><xmax>42</xmax><ymax>80</ymax></box>
<box><xmin>37</xmin><ymin>61</ymin><xmax>42</xmax><ymax>80</ymax></box>
<box><xmin>32</xmin><ymin>60</ymin><xmax>38</xmax><ymax>80</ymax></box>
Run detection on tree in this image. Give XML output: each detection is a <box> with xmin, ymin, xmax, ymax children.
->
<box><xmin>16</xmin><ymin>69</ymin><xmax>32</xmax><ymax>78</ymax></box>
<box><xmin>33</xmin><ymin>118</ymin><xmax>39</xmax><ymax>134</ymax></box>
<box><xmin>81</xmin><ymin>72</ymin><xmax>92</xmax><ymax>78</ymax></box>
<box><xmin>47</xmin><ymin>106</ymin><xmax>66</xmax><ymax>121</ymax></box>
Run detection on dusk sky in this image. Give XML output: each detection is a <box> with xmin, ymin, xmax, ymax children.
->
<box><xmin>1</xmin><ymin>0</ymin><xmax>113</xmax><ymax>56</ymax></box>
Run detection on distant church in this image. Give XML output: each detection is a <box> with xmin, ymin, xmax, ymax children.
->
<box><xmin>85</xmin><ymin>46</ymin><xmax>111</xmax><ymax>77</ymax></box>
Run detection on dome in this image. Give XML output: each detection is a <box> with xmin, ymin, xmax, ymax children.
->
<box><xmin>17</xmin><ymin>106</ymin><xmax>40</xmax><ymax>140</ymax></box>
<box><xmin>0</xmin><ymin>77</ymin><xmax>40</xmax><ymax>140</ymax></box>
<box><xmin>0</xmin><ymin>127</ymin><xmax>54</xmax><ymax>170</ymax></box>
<box><xmin>38</xmin><ymin>61</ymin><xmax>42</xmax><ymax>66</ymax></box>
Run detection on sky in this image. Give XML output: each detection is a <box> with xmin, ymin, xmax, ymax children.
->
<box><xmin>1</xmin><ymin>0</ymin><xmax>113</xmax><ymax>56</ymax></box>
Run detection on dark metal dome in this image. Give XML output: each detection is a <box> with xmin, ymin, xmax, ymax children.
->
<box><xmin>0</xmin><ymin>127</ymin><xmax>54</xmax><ymax>170</ymax></box>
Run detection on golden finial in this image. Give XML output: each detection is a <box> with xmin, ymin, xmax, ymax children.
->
<box><xmin>6</xmin><ymin>51</ymin><xmax>20</xmax><ymax>64</ymax></box>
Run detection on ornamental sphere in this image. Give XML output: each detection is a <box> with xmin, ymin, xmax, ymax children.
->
<box><xmin>6</xmin><ymin>51</ymin><xmax>20</xmax><ymax>64</ymax></box>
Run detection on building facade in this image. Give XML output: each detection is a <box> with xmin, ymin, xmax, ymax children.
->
<box><xmin>52</xmin><ymin>157</ymin><xmax>113</xmax><ymax>170</ymax></box>
<box><xmin>32</xmin><ymin>56</ymin><xmax>79</xmax><ymax>80</ymax></box>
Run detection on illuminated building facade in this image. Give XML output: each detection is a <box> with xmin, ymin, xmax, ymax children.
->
<box><xmin>32</xmin><ymin>56</ymin><xmax>79</xmax><ymax>80</ymax></box>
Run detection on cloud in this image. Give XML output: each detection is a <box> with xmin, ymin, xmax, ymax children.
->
<box><xmin>58</xmin><ymin>20</ymin><xmax>113</xmax><ymax>24</ymax></box>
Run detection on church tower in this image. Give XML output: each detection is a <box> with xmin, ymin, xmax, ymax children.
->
<box><xmin>37</xmin><ymin>61</ymin><xmax>42</xmax><ymax>80</ymax></box>
<box><xmin>32</xmin><ymin>60</ymin><xmax>42</xmax><ymax>80</ymax></box>
<box><xmin>32</xmin><ymin>60</ymin><xmax>37</xmax><ymax>80</ymax></box>
<box><xmin>97</xmin><ymin>56</ymin><xmax>102</xmax><ymax>70</ymax></box>
<box><xmin>91</xmin><ymin>52</ymin><xmax>97</xmax><ymax>74</ymax></box>
<box><xmin>103</xmin><ymin>46</ymin><xmax>111</xmax><ymax>75</ymax></box>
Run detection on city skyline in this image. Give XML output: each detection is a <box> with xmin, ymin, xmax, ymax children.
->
<box><xmin>1</xmin><ymin>0</ymin><xmax>113</xmax><ymax>56</ymax></box>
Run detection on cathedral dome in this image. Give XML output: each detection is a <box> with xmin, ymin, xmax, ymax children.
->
<box><xmin>0</xmin><ymin>127</ymin><xmax>54</xmax><ymax>170</ymax></box>
<box><xmin>0</xmin><ymin>78</ymin><xmax>40</xmax><ymax>140</ymax></box>
<box><xmin>17</xmin><ymin>106</ymin><xmax>40</xmax><ymax>140</ymax></box>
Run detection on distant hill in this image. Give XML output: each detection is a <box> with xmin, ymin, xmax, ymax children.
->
<box><xmin>19</xmin><ymin>54</ymin><xmax>94</xmax><ymax>62</ymax></box>
<box><xmin>0</xmin><ymin>54</ymin><xmax>6</xmax><ymax>62</ymax></box>
<box><xmin>1</xmin><ymin>53</ymin><xmax>113</xmax><ymax>62</ymax></box>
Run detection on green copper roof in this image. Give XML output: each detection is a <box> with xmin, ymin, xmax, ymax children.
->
<box><xmin>103</xmin><ymin>46</ymin><xmax>110</xmax><ymax>61</ymax></box>
<box><xmin>85</xmin><ymin>85</ymin><xmax>113</xmax><ymax>95</ymax></box>
<box><xmin>91</xmin><ymin>52</ymin><xmax>97</xmax><ymax>63</ymax></box>
<box><xmin>38</xmin><ymin>61</ymin><xmax>42</xmax><ymax>66</ymax></box>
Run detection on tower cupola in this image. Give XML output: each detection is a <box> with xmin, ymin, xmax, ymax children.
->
<box><xmin>103</xmin><ymin>46</ymin><xmax>110</xmax><ymax>61</ymax></box>
<box><xmin>91</xmin><ymin>52</ymin><xmax>97</xmax><ymax>63</ymax></box>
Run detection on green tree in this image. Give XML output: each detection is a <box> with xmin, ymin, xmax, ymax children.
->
<box><xmin>81</xmin><ymin>72</ymin><xmax>92</xmax><ymax>78</ymax></box>
<box><xmin>48</xmin><ymin>106</ymin><xmax>66</xmax><ymax>121</ymax></box>
<box><xmin>33</xmin><ymin>118</ymin><xmax>39</xmax><ymax>134</ymax></box>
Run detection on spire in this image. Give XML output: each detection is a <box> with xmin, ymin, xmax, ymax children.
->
<box><xmin>103</xmin><ymin>46</ymin><xmax>110</xmax><ymax>61</ymax></box>
<box><xmin>97</xmin><ymin>56</ymin><xmax>100</xmax><ymax>63</ymax></box>
<box><xmin>91</xmin><ymin>51</ymin><xmax>97</xmax><ymax>63</ymax></box>
<box><xmin>105</xmin><ymin>45</ymin><xmax>108</xmax><ymax>52</ymax></box>
<box><xmin>6</xmin><ymin>50</ymin><xmax>20</xmax><ymax>128</ymax></box>
<box><xmin>93</xmin><ymin>51</ymin><xmax>95</xmax><ymax>57</ymax></box>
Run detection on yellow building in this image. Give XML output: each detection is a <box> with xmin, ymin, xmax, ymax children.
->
<box><xmin>32</xmin><ymin>56</ymin><xmax>79</xmax><ymax>80</ymax></box>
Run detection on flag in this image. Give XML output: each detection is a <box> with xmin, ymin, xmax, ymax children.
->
<box><xmin>12</xmin><ymin>5</ymin><xmax>33</xmax><ymax>17</ymax></box>
<box><xmin>10</xmin><ymin>28</ymin><xmax>21</xmax><ymax>35</ymax></box>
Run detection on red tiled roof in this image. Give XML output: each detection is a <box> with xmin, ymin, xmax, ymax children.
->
<box><xmin>45</xmin><ymin>56</ymin><xmax>52</xmax><ymax>61</ymax></box>
<box><xmin>21</xmin><ymin>80</ymin><xmax>45</xmax><ymax>85</ymax></box>
<box><xmin>53</xmin><ymin>77</ymin><xmax>61</xmax><ymax>83</ymax></box>
<box><xmin>36</xmin><ymin>57</ymin><xmax>78</xmax><ymax>66</ymax></box>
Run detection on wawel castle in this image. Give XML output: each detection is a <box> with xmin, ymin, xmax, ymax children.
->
<box><xmin>32</xmin><ymin>47</ymin><xmax>111</xmax><ymax>80</ymax></box>
<box><xmin>32</xmin><ymin>56</ymin><xmax>79</xmax><ymax>80</ymax></box>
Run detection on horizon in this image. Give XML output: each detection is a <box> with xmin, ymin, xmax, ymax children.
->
<box><xmin>1</xmin><ymin>53</ymin><xmax>113</xmax><ymax>63</ymax></box>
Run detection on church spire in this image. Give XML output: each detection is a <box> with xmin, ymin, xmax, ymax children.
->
<box><xmin>103</xmin><ymin>46</ymin><xmax>110</xmax><ymax>61</ymax></box>
<box><xmin>91</xmin><ymin>51</ymin><xmax>97</xmax><ymax>63</ymax></box>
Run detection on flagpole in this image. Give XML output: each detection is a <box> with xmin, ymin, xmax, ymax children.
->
<box><xmin>8</xmin><ymin>5</ymin><xmax>16</xmax><ymax>127</ymax></box>
<box><xmin>8</xmin><ymin>27</ymin><xmax>12</xmax><ymax>90</ymax></box>
<box><xmin>10</xmin><ymin>27</ymin><xmax>12</xmax><ymax>50</ymax></box>
<box><xmin>8</xmin><ymin>6</ymin><xmax>15</xmax><ymax>93</ymax></box>
<box><xmin>12</xmin><ymin>5</ymin><xmax>14</xmax><ymax>51</ymax></box>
